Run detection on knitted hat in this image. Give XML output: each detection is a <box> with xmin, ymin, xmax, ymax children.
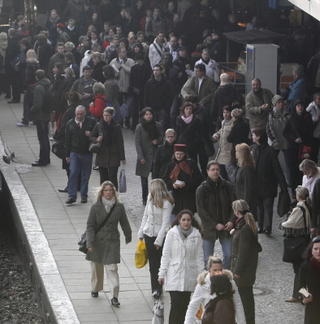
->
<box><xmin>272</xmin><ymin>94</ymin><xmax>283</xmax><ymax>106</ymax></box>
<box><xmin>174</xmin><ymin>144</ymin><xmax>187</xmax><ymax>153</ymax></box>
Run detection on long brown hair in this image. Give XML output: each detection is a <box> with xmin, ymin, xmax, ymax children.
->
<box><xmin>235</xmin><ymin>143</ymin><xmax>255</xmax><ymax>168</ymax></box>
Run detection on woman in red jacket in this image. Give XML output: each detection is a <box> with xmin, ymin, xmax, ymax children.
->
<box><xmin>89</xmin><ymin>82</ymin><xmax>107</xmax><ymax>119</ymax></box>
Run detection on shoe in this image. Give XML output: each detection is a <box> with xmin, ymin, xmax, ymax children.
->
<box><xmin>152</xmin><ymin>290</ymin><xmax>161</xmax><ymax>299</ymax></box>
<box><xmin>285</xmin><ymin>297</ymin><xmax>299</xmax><ymax>303</ymax></box>
<box><xmin>32</xmin><ymin>161</ymin><xmax>49</xmax><ymax>167</ymax></box>
<box><xmin>8</xmin><ymin>100</ymin><xmax>20</xmax><ymax>104</ymax></box>
<box><xmin>58</xmin><ymin>188</ymin><xmax>68</xmax><ymax>193</ymax></box>
<box><xmin>111</xmin><ymin>297</ymin><xmax>120</xmax><ymax>307</ymax></box>
<box><xmin>81</xmin><ymin>197</ymin><xmax>87</xmax><ymax>203</ymax></box>
<box><xmin>143</xmin><ymin>199</ymin><xmax>147</xmax><ymax>206</ymax></box>
<box><xmin>92</xmin><ymin>165</ymin><xmax>99</xmax><ymax>171</ymax></box>
<box><xmin>16</xmin><ymin>122</ymin><xmax>28</xmax><ymax>127</ymax></box>
<box><xmin>65</xmin><ymin>198</ymin><xmax>76</xmax><ymax>205</ymax></box>
<box><xmin>91</xmin><ymin>291</ymin><xmax>98</xmax><ymax>298</ymax></box>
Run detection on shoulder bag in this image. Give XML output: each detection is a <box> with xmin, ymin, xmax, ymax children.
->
<box><xmin>282</xmin><ymin>206</ymin><xmax>310</xmax><ymax>263</ymax></box>
<box><xmin>78</xmin><ymin>203</ymin><xmax>116</xmax><ymax>254</ymax></box>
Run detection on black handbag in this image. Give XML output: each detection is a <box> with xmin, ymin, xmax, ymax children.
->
<box><xmin>52</xmin><ymin>141</ymin><xmax>66</xmax><ymax>159</ymax></box>
<box><xmin>78</xmin><ymin>203</ymin><xmax>116</xmax><ymax>254</ymax></box>
<box><xmin>282</xmin><ymin>206</ymin><xmax>310</xmax><ymax>263</ymax></box>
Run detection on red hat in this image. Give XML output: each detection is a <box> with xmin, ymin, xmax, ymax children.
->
<box><xmin>174</xmin><ymin>144</ymin><xmax>187</xmax><ymax>153</ymax></box>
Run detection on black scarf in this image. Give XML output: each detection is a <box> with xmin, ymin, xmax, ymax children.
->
<box><xmin>102</xmin><ymin>120</ymin><xmax>114</xmax><ymax>146</ymax></box>
<box><xmin>141</xmin><ymin>119</ymin><xmax>159</xmax><ymax>141</ymax></box>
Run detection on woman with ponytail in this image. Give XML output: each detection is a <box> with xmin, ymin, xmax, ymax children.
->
<box><xmin>231</xmin><ymin>199</ymin><xmax>260</xmax><ymax>324</ymax></box>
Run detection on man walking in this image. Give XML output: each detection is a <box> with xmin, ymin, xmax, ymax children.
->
<box><xmin>65</xmin><ymin>105</ymin><xmax>96</xmax><ymax>204</ymax></box>
<box><xmin>196</xmin><ymin>161</ymin><xmax>235</xmax><ymax>268</ymax></box>
<box><xmin>30</xmin><ymin>69</ymin><xmax>51</xmax><ymax>167</ymax></box>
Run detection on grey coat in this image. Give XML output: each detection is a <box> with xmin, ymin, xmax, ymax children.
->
<box><xmin>135</xmin><ymin>122</ymin><xmax>162</xmax><ymax>178</ymax></box>
<box><xmin>86</xmin><ymin>201</ymin><xmax>132</xmax><ymax>265</ymax></box>
<box><xmin>245</xmin><ymin>88</ymin><xmax>273</xmax><ymax>130</ymax></box>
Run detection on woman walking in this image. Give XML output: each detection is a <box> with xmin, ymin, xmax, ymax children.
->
<box><xmin>86</xmin><ymin>181</ymin><xmax>132</xmax><ymax>306</ymax></box>
<box><xmin>231</xmin><ymin>200</ymin><xmax>260</xmax><ymax>324</ymax></box>
<box><xmin>299</xmin><ymin>236</ymin><xmax>320</xmax><ymax>324</ymax></box>
<box><xmin>138</xmin><ymin>179</ymin><xmax>174</xmax><ymax>299</ymax></box>
<box><xmin>158</xmin><ymin>210</ymin><xmax>204</xmax><ymax>324</ymax></box>
<box><xmin>91</xmin><ymin>107</ymin><xmax>125</xmax><ymax>189</ymax></box>
<box><xmin>281</xmin><ymin>186</ymin><xmax>311</xmax><ymax>302</ymax></box>
<box><xmin>135</xmin><ymin>108</ymin><xmax>162</xmax><ymax>205</ymax></box>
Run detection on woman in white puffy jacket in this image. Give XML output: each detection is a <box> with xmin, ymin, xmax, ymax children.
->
<box><xmin>158</xmin><ymin>209</ymin><xmax>204</xmax><ymax>324</ymax></box>
<box><xmin>138</xmin><ymin>179</ymin><xmax>174</xmax><ymax>299</ymax></box>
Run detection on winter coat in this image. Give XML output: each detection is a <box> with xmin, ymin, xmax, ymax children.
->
<box><xmin>201</xmin><ymin>296</ymin><xmax>236</xmax><ymax>324</ymax></box>
<box><xmin>24</xmin><ymin>61</ymin><xmax>39</xmax><ymax>89</ymax></box>
<box><xmin>89</xmin><ymin>94</ymin><xmax>107</xmax><ymax>119</ymax></box>
<box><xmin>299</xmin><ymin>260</ymin><xmax>320</xmax><ymax>324</ymax></box>
<box><xmin>110</xmin><ymin>57</ymin><xmax>135</xmax><ymax>93</ymax></box>
<box><xmin>164</xmin><ymin>159</ymin><xmax>203</xmax><ymax>214</ymax></box>
<box><xmin>65</xmin><ymin>117</ymin><xmax>96</xmax><ymax>157</ymax></box>
<box><xmin>137</xmin><ymin>197</ymin><xmax>174</xmax><ymax>246</ymax></box>
<box><xmin>312</xmin><ymin>179</ymin><xmax>320</xmax><ymax>229</ymax></box>
<box><xmin>227</xmin><ymin>118</ymin><xmax>250</xmax><ymax>146</ymax></box>
<box><xmin>266</xmin><ymin>107</ymin><xmax>290</xmax><ymax>150</ymax></box>
<box><xmin>235</xmin><ymin>166</ymin><xmax>257</xmax><ymax>214</ymax></box>
<box><xmin>152</xmin><ymin>141</ymin><xmax>174</xmax><ymax>179</ymax></box>
<box><xmin>245</xmin><ymin>88</ymin><xmax>273</xmax><ymax>129</ymax></box>
<box><xmin>158</xmin><ymin>225</ymin><xmax>204</xmax><ymax>292</ymax></box>
<box><xmin>283</xmin><ymin>111</ymin><xmax>314</xmax><ymax>147</ymax></box>
<box><xmin>287</xmin><ymin>78</ymin><xmax>307</xmax><ymax>110</ymax></box>
<box><xmin>196</xmin><ymin>177</ymin><xmax>235</xmax><ymax>240</ymax></box>
<box><xmin>30</xmin><ymin>78</ymin><xmax>51</xmax><ymax>121</ymax></box>
<box><xmin>251</xmin><ymin>143</ymin><xmax>287</xmax><ymax>198</ymax></box>
<box><xmin>50</xmin><ymin>74</ymin><xmax>68</xmax><ymax>113</ymax></box>
<box><xmin>181</xmin><ymin>76</ymin><xmax>216</xmax><ymax>104</ymax></box>
<box><xmin>104</xmin><ymin>79</ymin><xmax>120</xmax><ymax>110</ymax></box>
<box><xmin>231</xmin><ymin>218</ymin><xmax>259</xmax><ymax>287</ymax></box>
<box><xmin>175</xmin><ymin>115</ymin><xmax>203</xmax><ymax>158</ymax></box>
<box><xmin>135</xmin><ymin>122</ymin><xmax>162</xmax><ymax>178</ymax></box>
<box><xmin>148</xmin><ymin>40</ymin><xmax>164</xmax><ymax>68</ymax></box>
<box><xmin>70</xmin><ymin>76</ymin><xmax>96</xmax><ymax>107</ymax></box>
<box><xmin>86</xmin><ymin>201</ymin><xmax>132</xmax><ymax>265</ymax></box>
<box><xmin>144</xmin><ymin>76</ymin><xmax>173</xmax><ymax>112</ymax></box>
<box><xmin>214</xmin><ymin>119</ymin><xmax>234</xmax><ymax>165</ymax></box>
<box><xmin>91</xmin><ymin>120</ymin><xmax>125</xmax><ymax>168</ymax></box>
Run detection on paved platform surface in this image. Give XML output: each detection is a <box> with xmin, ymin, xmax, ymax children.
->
<box><xmin>0</xmin><ymin>99</ymin><xmax>305</xmax><ymax>323</ymax></box>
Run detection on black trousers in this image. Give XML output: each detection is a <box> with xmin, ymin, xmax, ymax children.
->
<box><xmin>257</xmin><ymin>197</ymin><xmax>274</xmax><ymax>232</ymax></box>
<box><xmin>144</xmin><ymin>235</ymin><xmax>162</xmax><ymax>293</ymax></box>
<box><xmin>7</xmin><ymin>70</ymin><xmax>21</xmax><ymax>101</ymax></box>
<box><xmin>22</xmin><ymin>88</ymin><xmax>33</xmax><ymax>124</ymax></box>
<box><xmin>99</xmin><ymin>166</ymin><xmax>119</xmax><ymax>189</ymax></box>
<box><xmin>169</xmin><ymin>291</ymin><xmax>191</xmax><ymax>324</ymax></box>
<box><xmin>238</xmin><ymin>286</ymin><xmax>255</xmax><ymax>324</ymax></box>
<box><xmin>35</xmin><ymin>120</ymin><xmax>50</xmax><ymax>164</ymax></box>
<box><xmin>292</xmin><ymin>260</ymin><xmax>303</xmax><ymax>299</ymax></box>
<box><xmin>140</xmin><ymin>176</ymin><xmax>148</xmax><ymax>203</ymax></box>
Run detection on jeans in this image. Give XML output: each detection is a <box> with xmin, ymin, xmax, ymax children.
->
<box><xmin>257</xmin><ymin>197</ymin><xmax>274</xmax><ymax>232</ymax></box>
<box><xmin>144</xmin><ymin>235</ymin><xmax>162</xmax><ymax>294</ymax></box>
<box><xmin>99</xmin><ymin>166</ymin><xmax>119</xmax><ymax>189</ymax></box>
<box><xmin>203</xmin><ymin>231</ymin><xmax>232</xmax><ymax>269</ymax></box>
<box><xmin>238</xmin><ymin>286</ymin><xmax>255</xmax><ymax>324</ymax></box>
<box><xmin>141</xmin><ymin>176</ymin><xmax>148</xmax><ymax>203</ymax></box>
<box><xmin>169</xmin><ymin>291</ymin><xmax>191</xmax><ymax>324</ymax></box>
<box><xmin>68</xmin><ymin>152</ymin><xmax>92</xmax><ymax>200</ymax></box>
<box><xmin>34</xmin><ymin>120</ymin><xmax>50</xmax><ymax>164</ymax></box>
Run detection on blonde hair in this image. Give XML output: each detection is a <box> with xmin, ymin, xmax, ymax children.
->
<box><xmin>295</xmin><ymin>185</ymin><xmax>309</xmax><ymax>200</ymax></box>
<box><xmin>26</xmin><ymin>49</ymin><xmax>39</xmax><ymax>63</ymax></box>
<box><xmin>232</xmin><ymin>199</ymin><xmax>257</xmax><ymax>234</ymax></box>
<box><xmin>97</xmin><ymin>181</ymin><xmax>118</xmax><ymax>202</ymax></box>
<box><xmin>149</xmin><ymin>179</ymin><xmax>174</xmax><ymax>208</ymax></box>
<box><xmin>235</xmin><ymin>143</ymin><xmax>254</xmax><ymax>168</ymax></box>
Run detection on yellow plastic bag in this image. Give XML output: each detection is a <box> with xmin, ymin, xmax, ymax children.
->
<box><xmin>135</xmin><ymin>239</ymin><xmax>148</xmax><ymax>268</ymax></box>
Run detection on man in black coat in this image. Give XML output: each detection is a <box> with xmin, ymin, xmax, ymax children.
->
<box><xmin>196</xmin><ymin>161</ymin><xmax>236</xmax><ymax>269</ymax></box>
<box><xmin>30</xmin><ymin>70</ymin><xmax>52</xmax><ymax>167</ymax></box>
<box><xmin>152</xmin><ymin>128</ymin><xmax>176</xmax><ymax>179</ymax></box>
<box><xmin>144</xmin><ymin>64</ymin><xmax>173</xmax><ymax>131</ymax></box>
<box><xmin>312</xmin><ymin>178</ymin><xmax>320</xmax><ymax>235</ymax></box>
<box><xmin>65</xmin><ymin>105</ymin><xmax>96</xmax><ymax>204</ymax></box>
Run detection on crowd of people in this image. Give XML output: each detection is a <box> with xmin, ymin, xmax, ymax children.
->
<box><xmin>1</xmin><ymin>1</ymin><xmax>320</xmax><ymax>323</ymax></box>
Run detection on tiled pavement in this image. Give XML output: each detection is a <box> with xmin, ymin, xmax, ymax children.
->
<box><xmin>0</xmin><ymin>98</ymin><xmax>305</xmax><ymax>323</ymax></box>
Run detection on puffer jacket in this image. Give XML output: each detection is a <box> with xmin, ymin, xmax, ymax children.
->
<box><xmin>158</xmin><ymin>225</ymin><xmax>204</xmax><ymax>292</ymax></box>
